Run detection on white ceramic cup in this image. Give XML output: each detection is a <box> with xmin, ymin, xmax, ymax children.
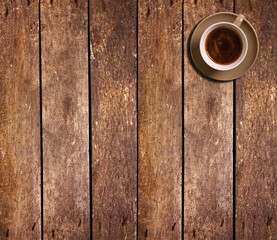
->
<box><xmin>200</xmin><ymin>14</ymin><xmax>248</xmax><ymax>71</ymax></box>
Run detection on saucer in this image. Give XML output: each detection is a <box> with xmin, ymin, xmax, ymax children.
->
<box><xmin>190</xmin><ymin>12</ymin><xmax>259</xmax><ymax>81</ymax></box>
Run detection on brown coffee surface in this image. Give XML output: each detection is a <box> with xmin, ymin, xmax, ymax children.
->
<box><xmin>205</xmin><ymin>27</ymin><xmax>243</xmax><ymax>65</ymax></box>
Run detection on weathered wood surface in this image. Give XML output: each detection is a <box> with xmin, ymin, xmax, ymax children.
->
<box><xmin>138</xmin><ymin>0</ymin><xmax>182</xmax><ymax>239</ymax></box>
<box><xmin>235</xmin><ymin>0</ymin><xmax>277</xmax><ymax>239</ymax></box>
<box><xmin>0</xmin><ymin>0</ymin><xmax>41</xmax><ymax>239</ymax></box>
<box><xmin>41</xmin><ymin>0</ymin><xmax>90</xmax><ymax>238</ymax></box>
<box><xmin>184</xmin><ymin>1</ymin><xmax>234</xmax><ymax>239</ymax></box>
<box><xmin>0</xmin><ymin>1</ymin><xmax>276</xmax><ymax>239</ymax></box>
<box><xmin>90</xmin><ymin>0</ymin><xmax>137</xmax><ymax>239</ymax></box>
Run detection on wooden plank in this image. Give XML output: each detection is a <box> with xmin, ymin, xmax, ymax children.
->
<box><xmin>0</xmin><ymin>0</ymin><xmax>41</xmax><ymax>239</ymax></box>
<box><xmin>235</xmin><ymin>0</ymin><xmax>277</xmax><ymax>239</ymax></box>
<box><xmin>138</xmin><ymin>1</ymin><xmax>182</xmax><ymax>239</ymax></box>
<box><xmin>184</xmin><ymin>1</ymin><xmax>234</xmax><ymax>239</ymax></box>
<box><xmin>90</xmin><ymin>0</ymin><xmax>137</xmax><ymax>239</ymax></box>
<box><xmin>41</xmin><ymin>0</ymin><xmax>90</xmax><ymax>238</ymax></box>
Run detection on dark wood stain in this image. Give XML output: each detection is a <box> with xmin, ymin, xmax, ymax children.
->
<box><xmin>98</xmin><ymin>222</ymin><xmax>101</xmax><ymax>231</ymax></box>
<box><xmin>90</xmin><ymin>0</ymin><xmax>137</xmax><ymax>239</ymax></box>
<box><xmin>248</xmin><ymin>0</ymin><xmax>253</xmax><ymax>11</ymax></box>
<box><xmin>63</xmin><ymin>96</ymin><xmax>75</xmax><ymax>123</ymax></box>
<box><xmin>100</xmin><ymin>0</ymin><xmax>106</xmax><ymax>11</ymax></box>
<box><xmin>184</xmin><ymin>0</ymin><xmax>234</xmax><ymax>239</ymax></box>
<box><xmin>236</xmin><ymin>0</ymin><xmax>277</xmax><ymax>239</ymax></box>
<box><xmin>41</xmin><ymin>1</ymin><xmax>90</xmax><ymax>239</ymax></box>
<box><xmin>139</xmin><ymin>0</ymin><xmax>182</xmax><ymax>239</ymax></box>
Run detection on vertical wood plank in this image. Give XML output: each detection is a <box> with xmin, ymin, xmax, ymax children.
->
<box><xmin>0</xmin><ymin>0</ymin><xmax>41</xmax><ymax>239</ymax></box>
<box><xmin>236</xmin><ymin>0</ymin><xmax>277</xmax><ymax>239</ymax></box>
<box><xmin>138</xmin><ymin>1</ymin><xmax>182</xmax><ymax>239</ymax></box>
<box><xmin>41</xmin><ymin>0</ymin><xmax>90</xmax><ymax>238</ymax></box>
<box><xmin>90</xmin><ymin>0</ymin><xmax>137</xmax><ymax>239</ymax></box>
<box><xmin>184</xmin><ymin>1</ymin><xmax>234</xmax><ymax>239</ymax></box>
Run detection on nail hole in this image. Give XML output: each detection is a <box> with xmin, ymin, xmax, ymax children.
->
<box><xmin>32</xmin><ymin>222</ymin><xmax>36</xmax><ymax>231</ymax></box>
<box><xmin>146</xmin><ymin>7</ymin><xmax>150</xmax><ymax>17</ymax></box>
<box><xmin>78</xmin><ymin>219</ymin><xmax>82</xmax><ymax>227</ymax></box>
<box><xmin>4</xmin><ymin>7</ymin><xmax>8</xmax><ymax>17</ymax></box>
<box><xmin>266</xmin><ymin>216</ymin><xmax>272</xmax><ymax>226</ymax></box>
<box><xmin>122</xmin><ymin>216</ymin><xmax>127</xmax><ymax>226</ymax></box>
<box><xmin>172</xmin><ymin>222</ymin><xmax>176</xmax><ymax>231</ymax></box>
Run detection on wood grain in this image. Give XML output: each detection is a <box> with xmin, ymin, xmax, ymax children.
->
<box><xmin>41</xmin><ymin>0</ymin><xmax>90</xmax><ymax>238</ymax></box>
<box><xmin>138</xmin><ymin>0</ymin><xmax>182</xmax><ymax>239</ymax></box>
<box><xmin>235</xmin><ymin>0</ymin><xmax>277</xmax><ymax>239</ymax></box>
<box><xmin>0</xmin><ymin>0</ymin><xmax>41</xmax><ymax>239</ymax></box>
<box><xmin>184</xmin><ymin>1</ymin><xmax>234</xmax><ymax>239</ymax></box>
<box><xmin>90</xmin><ymin>0</ymin><xmax>137</xmax><ymax>239</ymax></box>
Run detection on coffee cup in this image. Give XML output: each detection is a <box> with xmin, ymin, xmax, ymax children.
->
<box><xmin>200</xmin><ymin>14</ymin><xmax>248</xmax><ymax>71</ymax></box>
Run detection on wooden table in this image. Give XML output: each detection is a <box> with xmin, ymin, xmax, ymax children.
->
<box><xmin>0</xmin><ymin>0</ymin><xmax>276</xmax><ymax>239</ymax></box>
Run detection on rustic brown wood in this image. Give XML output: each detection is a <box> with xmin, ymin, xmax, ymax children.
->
<box><xmin>1</xmin><ymin>0</ymin><xmax>276</xmax><ymax>238</ymax></box>
<box><xmin>90</xmin><ymin>0</ymin><xmax>137</xmax><ymax>239</ymax></box>
<box><xmin>235</xmin><ymin>0</ymin><xmax>277</xmax><ymax>239</ymax></box>
<box><xmin>184</xmin><ymin>1</ymin><xmax>234</xmax><ymax>239</ymax></box>
<box><xmin>0</xmin><ymin>0</ymin><xmax>41</xmax><ymax>239</ymax></box>
<box><xmin>138</xmin><ymin>1</ymin><xmax>182</xmax><ymax>239</ymax></box>
<box><xmin>41</xmin><ymin>0</ymin><xmax>90</xmax><ymax>238</ymax></box>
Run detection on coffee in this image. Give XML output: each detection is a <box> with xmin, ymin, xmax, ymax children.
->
<box><xmin>205</xmin><ymin>27</ymin><xmax>243</xmax><ymax>65</ymax></box>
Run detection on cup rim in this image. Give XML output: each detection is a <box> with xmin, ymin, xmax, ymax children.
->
<box><xmin>199</xmin><ymin>22</ymin><xmax>248</xmax><ymax>71</ymax></box>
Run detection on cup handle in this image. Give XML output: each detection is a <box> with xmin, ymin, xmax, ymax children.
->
<box><xmin>233</xmin><ymin>14</ymin><xmax>245</xmax><ymax>27</ymax></box>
